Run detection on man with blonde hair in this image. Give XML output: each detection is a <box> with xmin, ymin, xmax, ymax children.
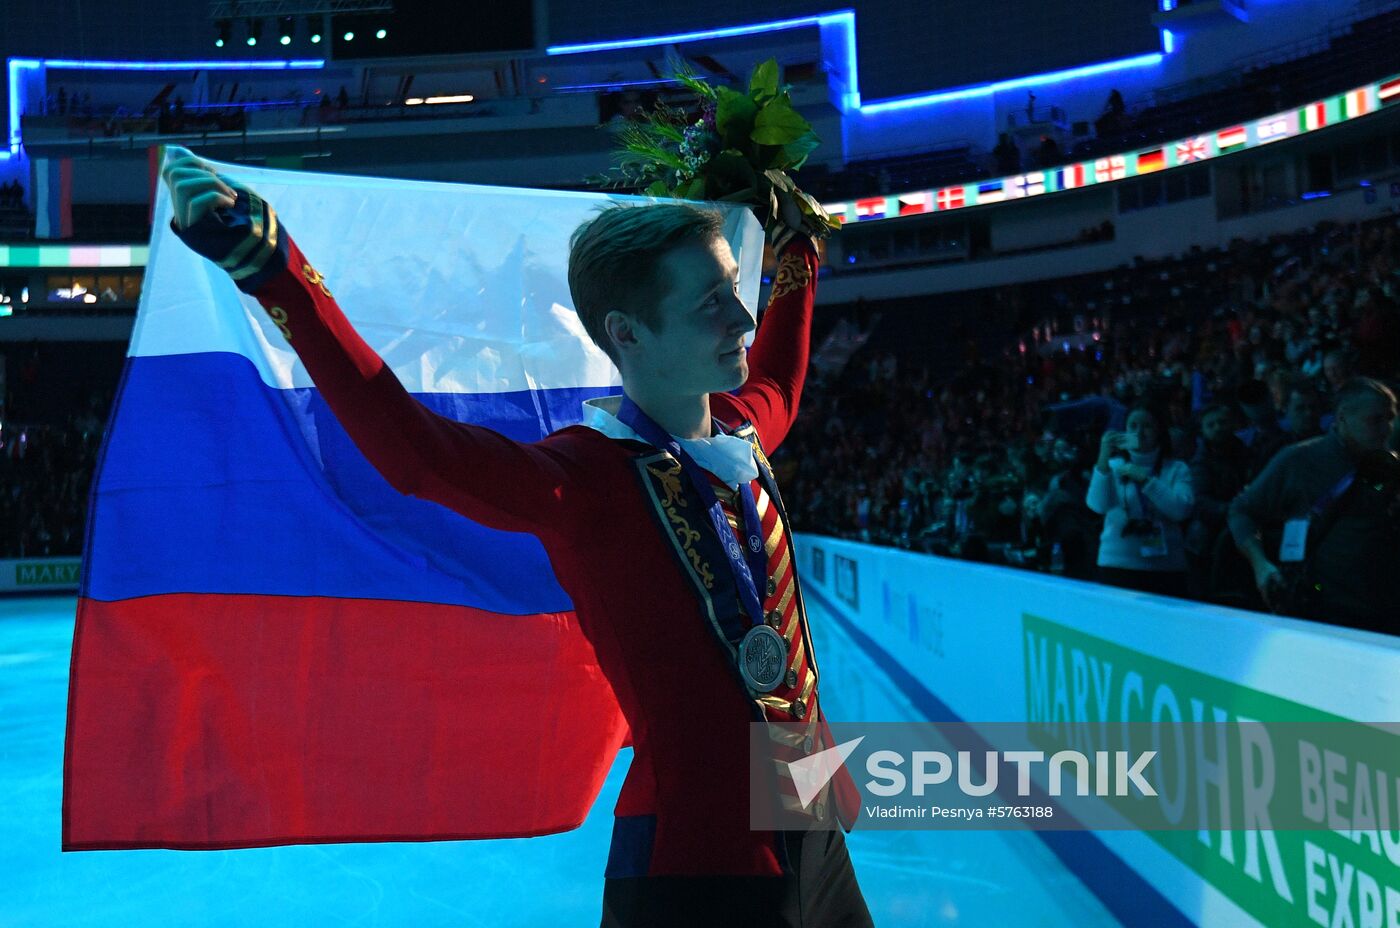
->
<box><xmin>162</xmin><ymin>146</ymin><xmax>872</xmax><ymax>926</ymax></box>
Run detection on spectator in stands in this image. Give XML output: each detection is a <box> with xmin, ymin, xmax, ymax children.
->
<box><xmin>1035</xmin><ymin>136</ymin><xmax>1061</xmax><ymax>169</ymax></box>
<box><xmin>992</xmin><ymin>134</ymin><xmax>1020</xmax><ymax>175</ymax></box>
<box><xmin>1322</xmin><ymin>346</ymin><xmax>1356</xmax><ymax>395</ymax></box>
<box><xmin>1037</xmin><ymin>435</ymin><xmax>1098</xmax><ymax>580</ymax></box>
<box><xmin>1236</xmin><ymin>379</ymin><xmax>1288</xmax><ymax>478</ymax></box>
<box><xmin>1184</xmin><ymin>403</ymin><xmax>1249</xmax><ymax>598</ymax></box>
<box><xmin>1228</xmin><ymin>378</ymin><xmax>1399</xmax><ymax>633</ymax></box>
<box><xmin>1282</xmin><ymin>382</ymin><xmax>1324</xmax><ymax>441</ymax></box>
<box><xmin>1086</xmin><ymin>405</ymin><xmax>1195</xmax><ymax>597</ymax></box>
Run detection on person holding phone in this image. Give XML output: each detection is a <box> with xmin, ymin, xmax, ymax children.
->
<box><xmin>1086</xmin><ymin>404</ymin><xmax>1195</xmax><ymax>597</ymax></box>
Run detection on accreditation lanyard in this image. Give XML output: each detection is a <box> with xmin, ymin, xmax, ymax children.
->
<box><xmin>617</xmin><ymin>395</ymin><xmax>769</xmax><ymax>637</ymax></box>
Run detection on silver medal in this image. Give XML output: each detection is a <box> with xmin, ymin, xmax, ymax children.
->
<box><xmin>739</xmin><ymin>624</ymin><xmax>788</xmax><ymax>693</ymax></box>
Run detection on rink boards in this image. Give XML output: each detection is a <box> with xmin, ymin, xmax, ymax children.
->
<box><xmin>795</xmin><ymin>533</ymin><xmax>1400</xmax><ymax>928</ymax></box>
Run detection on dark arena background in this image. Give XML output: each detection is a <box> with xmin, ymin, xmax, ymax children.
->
<box><xmin>2</xmin><ymin>0</ymin><xmax>1399</xmax><ymax>925</ymax></box>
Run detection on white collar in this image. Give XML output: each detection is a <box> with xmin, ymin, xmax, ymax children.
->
<box><xmin>580</xmin><ymin>394</ymin><xmax>760</xmax><ymax>491</ymax></box>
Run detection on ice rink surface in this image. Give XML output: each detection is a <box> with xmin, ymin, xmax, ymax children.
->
<box><xmin>1</xmin><ymin>594</ymin><xmax>1117</xmax><ymax>926</ymax></box>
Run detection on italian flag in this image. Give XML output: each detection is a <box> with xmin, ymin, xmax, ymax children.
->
<box><xmin>1342</xmin><ymin>89</ymin><xmax>1371</xmax><ymax>119</ymax></box>
<box><xmin>1300</xmin><ymin>101</ymin><xmax>1328</xmax><ymax>131</ymax></box>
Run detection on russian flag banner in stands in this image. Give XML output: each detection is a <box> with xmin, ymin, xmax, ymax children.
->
<box><xmin>62</xmin><ymin>160</ymin><xmax>766</xmax><ymax>851</ymax></box>
<box><xmin>33</xmin><ymin>157</ymin><xmax>73</xmax><ymax>239</ymax></box>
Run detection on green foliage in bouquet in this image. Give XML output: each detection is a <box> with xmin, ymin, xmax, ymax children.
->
<box><xmin>586</xmin><ymin>57</ymin><xmax>838</xmax><ymax>241</ymax></box>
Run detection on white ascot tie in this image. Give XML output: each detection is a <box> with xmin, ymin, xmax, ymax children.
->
<box><xmin>580</xmin><ymin>395</ymin><xmax>761</xmax><ymax>491</ymax></box>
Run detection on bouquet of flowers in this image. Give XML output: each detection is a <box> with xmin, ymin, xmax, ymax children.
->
<box><xmin>588</xmin><ymin>57</ymin><xmax>837</xmax><ymax>247</ymax></box>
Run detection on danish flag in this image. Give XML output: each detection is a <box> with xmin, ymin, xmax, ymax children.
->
<box><xmin>936</xmin><ymin>186</ymin><xmax>965</xmax><ymax>210</ymax></box>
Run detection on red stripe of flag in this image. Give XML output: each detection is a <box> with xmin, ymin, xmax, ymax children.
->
<box><xmin>1137</xmin><ymin>149</ymin><xmax>1165</xmax><ymax>173</ymax></box>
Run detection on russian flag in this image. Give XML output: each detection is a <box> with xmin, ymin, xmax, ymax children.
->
<box><xmin>62</xmin><ymin>159</ymin><xmax>767</xmax><ymax>850</ymax></box>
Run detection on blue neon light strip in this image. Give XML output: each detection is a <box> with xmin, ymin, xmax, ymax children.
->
<box><xmin>6</xmin><ymin>56</ymin><xmax>325</xmax><ymax>154</ymax></box>
<box><xmin>546</xmin><ymin>8</ymin><xmax>1168</xmax><ymax>115</ymax></box>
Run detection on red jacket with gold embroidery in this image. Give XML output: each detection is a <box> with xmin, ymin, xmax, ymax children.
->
<box><xmin>171</xmin><ymin>193</ymin><xmax>860</xmax><ymax>878</ymax></box>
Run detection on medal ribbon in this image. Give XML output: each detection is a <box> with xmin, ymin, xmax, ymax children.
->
<box><xmin>617</xmin><ymin>394</ymin><xmax>769</xmax><ymax>644</ymax></box>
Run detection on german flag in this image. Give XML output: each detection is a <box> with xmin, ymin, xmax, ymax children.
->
<box><xmin>1136</xmin><ymin>148</ymin><xmax>1166</xmax><ymax>174</ymax></box>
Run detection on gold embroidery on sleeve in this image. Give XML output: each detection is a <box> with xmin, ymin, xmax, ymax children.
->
<box><xmin>767</xmin><ymin>251</ymin><xmax>812</xmax><ymax>303</ymax></box>
<box><xmin>266</xmin><ymin>305</ymin><xmax>293</xmax><ymax>343</ymax></box>
<box><xmin>301</xmin><ymin>263</ymin><xmax>333</xmax><ymax>299</ymax></box>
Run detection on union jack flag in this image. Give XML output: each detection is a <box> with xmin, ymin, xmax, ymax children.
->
<box><xmin>1175</xmin><ymin>137</ymin><xmax>1209</xmax><ymax>163</ymax></box>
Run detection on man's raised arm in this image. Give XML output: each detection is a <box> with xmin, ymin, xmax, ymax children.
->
<box><xmin>715</xmin><ymin>232</ymin><xmax>819</xmax><ymax>454</ymax></box>
<box><xmin>162</xmin><ymin>148</ymin><xmax>584</xmax><ymax>540</ymax></box>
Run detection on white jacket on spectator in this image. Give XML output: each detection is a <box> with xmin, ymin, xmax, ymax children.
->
<box><xmin>1086</xmin><ymin>450</ymin><xmax>1195</xmax><ymax>572</ymax></box>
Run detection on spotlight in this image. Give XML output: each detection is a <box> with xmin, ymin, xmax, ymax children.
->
<box><xmin>215</xmin><ymin>19</ymin><xmax>231</xmax><ymax>48</ymax></box>
<box><xmin>343</xmin><ymin>30</ymin><xmax>355</xmax><ymax>41</ymax></box>
<box><xmin>246</xmin><ymin>18</ymin><xmax>262</xmax><ymax>46</ymax></box>
<box><xmin>278</xmin><ymin>16</ymin><xmax>294</xmax><ymax>45</ymax></box>
<box><xmin>306</xmin><ymin>15</ymin><xmax>322</xmax><ymax>43</ymax></box>
<box><xmin>375</xmin><ymin>28</ymin><xmax>387</xmax><ymax>39</ymax></box>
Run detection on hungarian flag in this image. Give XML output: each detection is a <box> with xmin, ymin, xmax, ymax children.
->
<box><xmin>936</xmin><ymin>186</ymin><xmax>965</xmax><ymax>210</ymax></box>
<box><xmin>897</xmin><ymin>191</ymin><xmax>933</xmax><ymax>216</ymax></box>
<box><xmin>1056</xmin><ymin>164</ymin><xmax>1088</xmax><ymax>189</ymax></box>
<box><xmin>854</xmin><ymin>196</ymin><xmax>887</xmax><ymax>220</ymax></box>
<box><xmin>1342</xmin><ymin>88</ymin><xmax>1371</xmax><ymax>120</ymax></box>
<box><xmin>1135</xmin><ymin>149</ymin><xmax>1165</xmax><ymax>174</ymax></box>
<box><xmin>1093</xmin><ymin>155</ymin><xmax>1126</xmax><ymax>183</ymax></box>
<box><xmin>1175</xmin><ymin>138</ymin><xmax>1210</xmax><ymax>163</ymax></box>
<box><xmin>1380</xmin><ymin>77</ymin><xmax>1400</xmax><ymax>106</ymax></box>
<box><xmin>62</xmin><ymin>158</ymin><xmax>767</xmax><ymax>850</ymax></box>
<box><xmin>1216</xmin><ymin>125</ymin><xmax>1248</xmax><ymax>151</ymax></box>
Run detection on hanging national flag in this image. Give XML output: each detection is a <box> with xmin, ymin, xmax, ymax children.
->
<box><xmin>897</xmin><ymin>191</ymin><xmax>934</xmax><ymax>216</ymax></box>
<box><xmin>976</xmin><ymin>181</ymin><xmax>1005</xmax><ymax>204</ymax></box>
<box><xmin>822</xmin><ymin>202</ymin><xmax>851</xmax><ymax>225</ymax></box>
<box><xmin>1057</xmin><ymin>163</ymin><xmax>1088</xmax><ymax>189</ymax></box>
<box><xmin>936</xmin><ymin>186</ymin><xmax>965</xmax><ymax>210</ymax></box>
<box><xmin>1380</xmin><ymin>77</ymin><xmax>1400</xmax><ymax>106</ymax></box>
<box><xmin>1255</xmin><ymin>115</ymin><xmax>1295</xmax><ymax>143</ymax></box>
<box><xmin>855</xmin><ymin>196</ymin><xmax>887</xmax><ymax>220</ymax></box>
<box><xmin>63</xmin><ymin>156</ymin><xmax>769</xmax><ymax>851</ymax></box>
<box><xmin>1093</xmin><ymin>155</ymin><xmax>1126</xmax><ymax>183</ymax></box>
<box><xmin>32</xmin><ymin>157</ymin><xmax>73</xmax><ymax>239</ymax></box>
<box><xmin>1007</xmin><ymin>173</ymin><xmax>1045</xmax><ymax>198</ymax></box>
<box><xmin>1342</xmin><ymin>88</ymin><xmax>1371</xmax><ymax>119</ymax></box>
<box><xmin>1175</xmin><ymin>137</ymin><xmax>1210</xmax><ymax>163</ymax></box>
<box><xmin>1216</xmin><ymin>125</ymin><xmax>1248</xmax><ymax>151</ymax></box>
<box><xmin>1299</xmin><ymin>102</ymin><xmax>1328</xmax><ymax>132</ymax></box>
<box><xmin>1136</xmin><ymin>149</ymin><xmax>1166</xmax><ymax>174</ymax></box>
